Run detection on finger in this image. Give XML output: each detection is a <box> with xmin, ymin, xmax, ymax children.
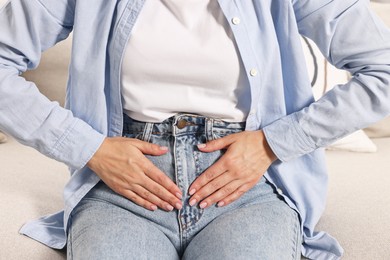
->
<box><xmin>121</xmin><ymin>188</ymin><xmax>158</xmax><ymax>211</ymax></box>
<box><xmin>132</xmin><ymin>184</ymin><xmax>178</xmax><ymax>212</ymax></box>
<box><xmin>188</xmin><ymin>160</ymin><xmax>226</xmax><ymax>196</ymax></box>
<box><xmin>141</xmin><ymin>177</ymin><xmax>183</xmax><ymax>210</ymax></box>
<box><xmin>189</xmin><ymin>175</ymin><xmax>239</xmax><ymax>208</ymax></box>
<box><xmin>142</xmin><ymin>160</ymin><xmax>183</xmax><ymax>199</ymax></box>
<box><xmin>131</xmin><ymin>139</ymin><xmax>169</xmax><ymax>156</ymax></box>
<box><xmin>102</xmin><ymin>161</ymin><xmax>182</xmax><ymax>210</ymax></box>
<box><xmin>216</xmin><ymin>182</ymin><xmax>254</xmax><ymax>207</ymax></box>
<box><xmin>197</xmin><ymin>133</ymin><xmax>237</xmax><ymax>152</ymax></box>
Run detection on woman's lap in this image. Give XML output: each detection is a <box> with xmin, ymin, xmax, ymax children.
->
<box><xmin>183</xmin><ymin>201</ymin><xmax>301</xmax><ymax>260</ymax></box>
<box><xmin>68</xmin><ymin>185</ymin><xmax>300</xmax><ymax>259</ymax></box>
<box><xmin>67</xmin><ymin>194</ymin><xmax>180</xmax><ymax>260</ymax></box>
<box><xmin>67</xmin><ymin>114</ymin><xmax>301</xmax><ymax>259</ymax></box>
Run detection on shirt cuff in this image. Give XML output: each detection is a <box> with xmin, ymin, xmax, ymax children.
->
<box><xmin>262</xmin><ymin>113</ymin><xmax>317</xmax><ymax>162</ymax></box>
<box><xmin>48</xmin><ymin>118</ymin><xmax>106</xmax><ymax>170</ymax></box>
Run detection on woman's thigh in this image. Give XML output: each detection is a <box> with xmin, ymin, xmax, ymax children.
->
<box><xmin>183</xmin><ymin>199</ymin><xmax>301</xmax><ymax>260</ymax></box>
<box><xmin>67</xmin><ymin>196</ymin><xmax>180</xmax><ymax>260</ymax></box>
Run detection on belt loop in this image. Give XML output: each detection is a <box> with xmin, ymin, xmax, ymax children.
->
<box><xmin>172</xmin><ymin>114</ymin><xmax>182</xmax><ymax>137</ymax></box>
<box><xmin>142</xmin><ymin>122</ymin><xmax>154</xmax><ymax>142</ymax></box>
<box><xmin>205</xmin><ymin>118</ymin><xmax>214</xmax><ymax>142</ymax></box>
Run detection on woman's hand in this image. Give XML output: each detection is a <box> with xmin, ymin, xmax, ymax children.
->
<box><xmin>188</xmin><ymin>130</ymin><xmax>277</xmax><ymax>208</ymax></box>
<box><xmin>87</xmin><ymin>137</ymin><xmax>183</xmax><ymax>211</ymax></box>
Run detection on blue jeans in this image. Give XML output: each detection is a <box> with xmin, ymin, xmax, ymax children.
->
<box><xmin>67</xmin><ymin>114</ymin><xmax>302</xmax><ymax>259</ymax></box>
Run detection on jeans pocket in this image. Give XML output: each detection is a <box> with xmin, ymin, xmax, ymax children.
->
<box><xmin>212</xmin><ymin>129</ymin><xmax>243</xmax><ymax>140</ymax></box>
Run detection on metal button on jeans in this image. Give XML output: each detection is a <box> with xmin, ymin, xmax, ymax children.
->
<box><xmin>177</xmin><ymin>119</ymin><xmax>188</xmax><ymax>129</ymax></box>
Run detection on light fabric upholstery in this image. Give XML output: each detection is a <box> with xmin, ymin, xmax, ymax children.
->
<box><xmin>21</xmin><ymin>37</ymin><xmax>71</xmax><ymax>107</ymax></box>
<box><xmin>0</xmin><ymin>131</ymin><xmax>7</xmax><ymax>143</ymax></box>
<box><xmin>364</xmin><ymin>116</ymin><xmax>390</xmax><ymax>138</ymax></box>
<box><xmin>316</xmin><ymin>138</ymin><xmax>390</xmax><ymax>259</ymax></box>
<box><xmin>0</xmin><ymin>138</ymin><xmax>67</xmax><ymax>259</ymax></box>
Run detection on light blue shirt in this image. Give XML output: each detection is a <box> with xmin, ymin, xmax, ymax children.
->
<box><xmin>1</xmin><ymin>0</ymin><xmax>389</xmax><ymax>259</ymax></box>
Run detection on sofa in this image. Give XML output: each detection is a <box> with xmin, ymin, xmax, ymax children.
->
<box><xmin>1</xmin><ymin>1</ymin><xmax>390</xmax><ymax>259</ymax></box>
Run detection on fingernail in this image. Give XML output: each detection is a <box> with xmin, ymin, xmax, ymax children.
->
<box><xmin>197</xmin><ymin>144</ymin><xmax>206</xmax><ymax>149</ymax></box>
<box><xmin>176</xmin><ymin>192</ymin><xmax>183</xmax><ymax>199</ymax></box>
<box><xmin>189</xmin><ymin>189</ymin><xmax>196</xmax><ymax>196</ymax></box>
<box><xmin>151</xmin><ymin>205</ymin><xmax>158</xmax><ymax>211</ymax></box>
<box><xmin>160</xmin><ymin>146</ymin><xmax>168</xmax><ymax>151</ymax></box>
<box><xmin>189</xmin><ymin>199</ymin><xmax>197</xmax><ymax>207</ymax></box>
<box><xmin>217</xmin><ymin>201</ymin><xmax>225</xmax><ymax>207</ymax></box>
<box><xmin>199</xmin><ymin>202</ymin><xmax>207</xmax><ymax>209</ymax></box>
<box><xmin>166</xmin><ymin>205</ymin><xmax>174</xmax><ymax>211</ymax></box>
<box><xmin>175</xmin><ymin>202</ymin><xmax>182</xmax><ymax>210</ymax></box>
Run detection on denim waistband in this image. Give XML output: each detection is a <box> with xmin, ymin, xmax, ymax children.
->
<box><xmin>123</xmin><ymin>113</ymin><xmax>246</xmax><ymax>139</ymax></box>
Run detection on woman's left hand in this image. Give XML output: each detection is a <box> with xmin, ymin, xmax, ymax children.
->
<box><xmin>188</xmin><ymin>130</ymin><xmax>277</xmax><ymax>208</ymax></box>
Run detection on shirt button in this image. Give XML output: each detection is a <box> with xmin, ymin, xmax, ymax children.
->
<box><xmin>250</xmin><ymin>69</ymin><xmax>258</xmax><ymax>77</ymax></box>
<box><xmin>249</xmin><ymin>109</ymin><xmax>256</xmax><ymax>115</ymax></box>
<box><xmin>232</xmin><ymin>17</ymin><xmax>241</xmax><ymax>25</ymax></box>
<box><xmin>277</xmin><ymin>188</ymin><xmax>283</xmax><ymax>195</ymax></box>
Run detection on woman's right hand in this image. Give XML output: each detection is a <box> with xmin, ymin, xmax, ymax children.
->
<box><xmin>87</xmin><ymin>137</ymin><xmax>183</xmax><ymax>211</ymax></box>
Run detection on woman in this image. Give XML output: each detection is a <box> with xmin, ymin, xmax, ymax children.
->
<box><xmin>1</xmin><ymin>0</ymin><xmax>389</xmax><ymax>259</ymax></box>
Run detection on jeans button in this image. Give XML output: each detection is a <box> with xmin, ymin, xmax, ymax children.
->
<box><xmin>177</xmin><ymin>119</ymin><xmax>188</xmax><ymax>129</ymax></box>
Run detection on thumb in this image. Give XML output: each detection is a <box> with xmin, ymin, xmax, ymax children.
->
<box><xmin>197</xmin><ymin>135</ymin><xmax>235</xmax><ymax>152</ymax></box>
<box><xmin>131</xmin><ymin>139</ymin><xmax>168</xmax><ymax>155</ymax></box>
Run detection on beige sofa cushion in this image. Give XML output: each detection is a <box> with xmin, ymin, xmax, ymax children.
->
<box><xmin>22</xmin><ymin>36</ymin><xmax>72</xmax><ymax>107</ymax></box>
<box><xmin>364</xmin><ymin>116</ymin><xmax>390</xmax><ymax>138</ymax></box>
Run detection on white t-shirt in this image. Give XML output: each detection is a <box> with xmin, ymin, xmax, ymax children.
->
<box><xmin>121</xmin><ymin>0</ymin><xmax>250</xmax><ymax>122</ymax></box>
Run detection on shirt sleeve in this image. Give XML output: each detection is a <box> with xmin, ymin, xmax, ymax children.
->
<box><xmin>0</xmin><ymin>0</ymin><xmax>106</xmax><ymax>169</ymax></box>
<box><xmin>263</xmin><ymin>0</ymin><xmax>390</xmax><ymax>162</ymax></box>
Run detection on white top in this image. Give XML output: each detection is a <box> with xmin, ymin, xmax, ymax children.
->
<box><xmin>121</xmin><ymin>0</ymin><xmax>250</xmax><ymax>122</ymax></box>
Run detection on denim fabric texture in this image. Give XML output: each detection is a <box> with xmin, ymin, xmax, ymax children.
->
<box><xmin>67</xmin><ymin>114</ymin><xmax>301</xmax><ymax>259</ymax></box>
